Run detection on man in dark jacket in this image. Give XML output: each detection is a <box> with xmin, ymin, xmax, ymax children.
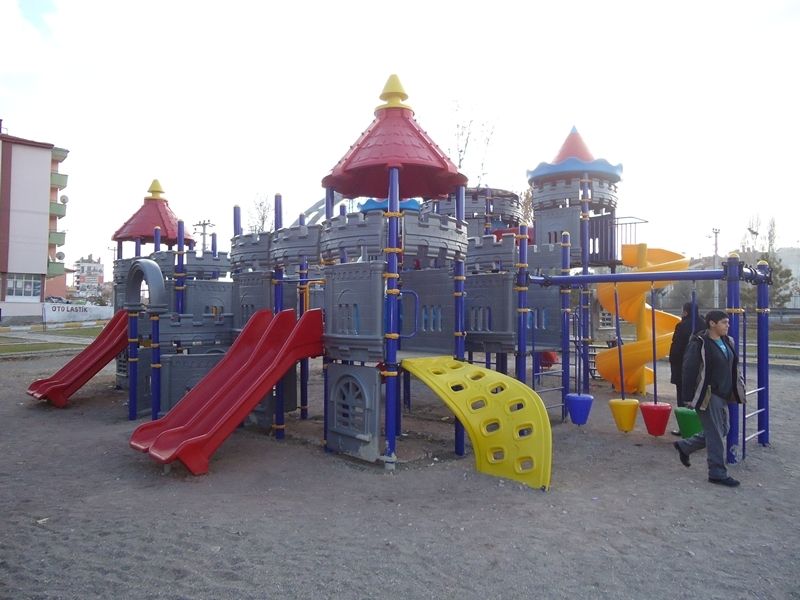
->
<box><xmin>673</xmin><ymin>310</ymin><xmax>746</xmax><ymax>487</ymax></box>
<box><xmin>669</xmin><ymin>302</ymin><xmax>704</xmax><ymax>407</ymax></box>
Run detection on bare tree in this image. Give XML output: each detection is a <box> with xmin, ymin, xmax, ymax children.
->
<box><xmin>519</xmin><ymin>187</ymin><xmax>534</xmax><ymax>226</ymax></box>
<box><xmin>247</xmin><ymin>195</ymin><xmax>274</xmax><ymax>234</ymax></box>
<box><xmin>446</xmin><ymin>102</ymin><xmax>494</xmax><ymax>187</ymax></box>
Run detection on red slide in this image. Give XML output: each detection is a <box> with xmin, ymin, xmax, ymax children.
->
<box><xmin>27</xmin><ymin>309</ymin><xmax>129</xmax><ymax>408</ymax></box>
<box><xmin>141</xmin><ymin>309</ymin><xmax>323</xmax><ymax>475</ymax></box>
<box><xmin>129</xmin><ymin>309</ymin><xmax>274</xmax><ymax>452</ymax></box>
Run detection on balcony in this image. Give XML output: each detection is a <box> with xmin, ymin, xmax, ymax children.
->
<box><xmin>47</xmin><ymin>261</ymin><xmax>65</xmax><ymax>277</ymax></box>
<box><xmin>49</xmin><ymin>230</ymin><xmax>66</xmax><ymax>246</ymax></box>
<box><xmin>52</xmin><ymin>147</ymin><xmax>69</xmax><ymax>163</ymax></box>
<box><xmin>49</xmin><ymin>202</ymin><xmax>67</xmax><ymax>218</ymax></box>
<box><xmin>50</xmin><ymin>172</ymin><xmax>68</xmax><ymax>189</ymax></box>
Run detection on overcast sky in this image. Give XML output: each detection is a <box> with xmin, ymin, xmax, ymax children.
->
<box><xmin>3</xmin><ymin>0</ymin><xmax>798</xmax><ymax>278</ymax></box>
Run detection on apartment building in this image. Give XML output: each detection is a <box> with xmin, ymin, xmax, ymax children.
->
<box><xmin>73</xmin><ymin>254</ymin><xmax>104</xmax><ymax>298</ymax></box>
<box><xmin>0</xmin><ymin>119</ymin><xmax>69</xmax><ymax>320</ymax></box>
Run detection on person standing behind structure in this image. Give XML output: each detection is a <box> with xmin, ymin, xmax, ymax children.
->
<box><xmin>673</xmin><ymin>310</ymin><xmax>746</xmax><ymax>487</ymax></box>
<box><xmin>669</xmin><ymin>301</ymin><xmax>704</xmax><ymax>408</ymax></box>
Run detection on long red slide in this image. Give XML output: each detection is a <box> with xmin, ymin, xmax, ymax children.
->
<box><xmin>129</xmin><ymin>309</ymin><xmax>274</xmax><ymax>452</ymax></box>
<box><xmin>135</xmin><ymin>309</ymin><xmax>323</xmax><ymax>475</ymax></box>
<box><xmin>27</xmin><ymin>309</ymin><xmax>129</xmax><ymax>408</ymax></box>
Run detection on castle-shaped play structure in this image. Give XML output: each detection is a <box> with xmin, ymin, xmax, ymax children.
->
<box><xmin>28</xmin><ymin>76</ymin><xmax>774</xmax><ymax>489</ymax></box>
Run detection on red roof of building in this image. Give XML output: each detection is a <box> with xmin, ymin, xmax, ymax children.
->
<box><xmin>112</xmin><ymin>180</ymin><xmax>193</xmax><ymax>244</ymax></box>
<box><xmin>553</xmin><ymin>126</ymin><xmax>595</xmax><ymax>163</ymax></box>
<box><xmin>322</xmin><ymin>75</ymin><xmax>467</xmax><ymax>199</ymax></box>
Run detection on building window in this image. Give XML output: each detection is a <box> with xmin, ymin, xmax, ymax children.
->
<box><xmin>6</xmin><ymin>273</ymin><xmax>42</xmax><ymax>299</ymax></box>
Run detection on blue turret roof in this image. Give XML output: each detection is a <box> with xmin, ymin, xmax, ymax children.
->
<box><xmin>527</xmin><ymin>127</ymin><xmax>622</xmax><ymax>183</ymax></box>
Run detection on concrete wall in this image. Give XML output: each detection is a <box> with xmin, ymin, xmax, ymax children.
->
<box><xmin>8</xmin><ymin>144</ymin><xmax>50</xmax><ymax>274</ymax></box>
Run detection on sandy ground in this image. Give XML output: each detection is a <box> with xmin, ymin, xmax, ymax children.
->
<box><xmin>1</xmin><ymin>352</ymin><xmax>798</xmax><ymax>600</ymax></box>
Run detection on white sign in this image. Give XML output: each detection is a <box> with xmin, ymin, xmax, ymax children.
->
<box><xmin>43</xmin><ymin>303</ymin><xmax>114</xmax><ymax>323</ymax></box>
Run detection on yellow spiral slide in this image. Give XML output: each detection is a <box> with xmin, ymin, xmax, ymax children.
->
<box><xmin>595</xmin><ymin>244</ymin><xmax>689</xmax><ymax>394</ymax></box>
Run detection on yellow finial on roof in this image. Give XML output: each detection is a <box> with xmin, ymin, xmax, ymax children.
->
<box><xmin>376</xmin><ymin>74</ymin><xmax>411</xmax><ymax>111</ymax></box>
<box><xmin>147</xmin><ymin>179</ymin><xmax>164</xmax><ymax>199</ymax></box>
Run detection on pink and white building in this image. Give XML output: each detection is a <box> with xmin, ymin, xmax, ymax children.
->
<box><xmin>0</xmin><ymin>119</ymin><xmax>69</xmax><ymax>320</ymax></box>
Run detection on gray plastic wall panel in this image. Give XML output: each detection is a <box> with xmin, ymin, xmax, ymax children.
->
<box><xmin>184</xmin><ymin>280</ymin><xmax>234</xmax><ymax>318</ymax></box>
<box><xmin>466</xmin><ymin>234</ymin><xmax>518</xmax><ymax>272</ymax></box>
<box><xmin>397</xmin><ymin>268</ymin><xmax>454</xmax><ymax>355</ymax></box>
<box><xmin>320</xmin><ymin>211</ymin><xmax>385</xmax><ymax>263</ymax></box>
<box><xmin>233</xmin><ymin>273</ymin><xmax>270</xmax><ymax>328</ymax></box>
<box><xmin>161</xmin><ymin>312</ymin><xmax>234</xmax><ymax>353</ymax></box>
<box><xmin>532</xmin><ymin>177</ymin><xmax>618</xmax><ymax>210</ymax></box>
<box><xmin>248</xmin><ymin>366</ymin><xmax>299</xmax><ymax>429</ymax></box>
<box><xmin>527</xmin><ymin>286</ymin><xmax>562</xmax><ymax>350</ymax></box>
<box><xmin>465</xmin><ymin>272</ymin><xmax>516</xmax><ymax>353</ymax></box>
<box><xmin>270</xmin><ymin>224</ymin><xmax>322</xmax><ymax>267</ymax></box>
<box><xmin>323</xmin><ymin>262</ymin><xmax>385</xmax><ymax>362</ymax></box>
<box><xmin>402</xmin><ymin>213</ymin><xmax>467</xmax><ymax>266</ymax></box>
<box><xmin>160</xmin><ymin>352</ymin><xmax>225</xmax><ymax>413</ymax></box>
<box><xmin>230</xmin><ymin>232</ymin><xmax>272</xmax><ymax>273</ymax></box>
<box><xmin>326</xmin><ymin>363</ymin><xmax>382</xmax><ymax>463</ymax></box>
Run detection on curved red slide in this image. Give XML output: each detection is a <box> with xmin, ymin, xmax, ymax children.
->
<box><xmin>141</xmin><ymin>309</ymin><xmax>323</xmax><ymax>475</ymax></box>
<box><xmin>27</xmin><ymin>309</ymin><xmax>129</xmax><ymax>408</ymax></box>
<box><xmin>129</xmin><ymin>309</ymin><xmax>274</xmax><ymax>452</ymax></box>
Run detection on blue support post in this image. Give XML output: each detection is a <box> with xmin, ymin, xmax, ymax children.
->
<box><xmin>127</xmin><ymin>310</ymin><xmax>139</xmax><ymax>420</ymax></box>
<box><xmin>560</xmin><ymin>231</ymin><xmax>571</xmax><ymax>421</ymax></box>
<box><xmin>756</xmin><ymin>260</ymin><xmax>770</xmax><ymax>446</ymax></box>
<box><xmin>211</xmin><ymin>232</ymin><xmax>218</xmax><ymax>278</ymax></box>
<box><xmin>383</xmin><ymin>167</ymin><xmax>401</xmax><ymax>468</ymax></box>
<box><xmin>273</xmin><ymin>191</ymin><xmax>285</xmax><ymax>434</ymax></box>
<box><xmin>580</xmin><ymin>187</ymin><xmax>591</xmax><ymax>394</ymax></box>
<box><xmin>175</xmin><ymin>221</ymin><xmax>185</xmax><ymax>314</ymax></box>
<box><xmin>515</xmin><ymin>225</ymin><xmax>528</xmax><ymax>383</ymax></box>
<box><xmin>134</xmin><ymin>237</ymin><xmax>142</xmax><ymax>258</ymax></box>
<box><xmin>299</xmin><ymin>254</ymin><xmax>309</xmax><ymax>420</ymax></box>
<box><xmin>323</xmin><ymin>356</ymin><xmax>331</xmax><ymax>452</ymax></box>
<box><xmin>153</xmin><ymin>227</ymin><xmax>161</xmax><ymax>252</ymax></box>
<box><xmin>403</xmin><ymin>370</ymin><xmax>411</xmax><ymax>411</ymax></box>
<box><xmin>274</xmin><ymin>193</ymin><xmax>283</xmax><ymax>230</ymax></box>
<box><xmin>453</xmin><ymin>184</ymin><xmax>466</xmax><ymax>456</ymax></box>
<box><xmin>116</xmin><ymin>241</ymin><xmax>123</xmax><ymax>260</ymax></box>
<box><xmin>233</xmin><ymin>205</ymin><xmax>242</xmax><ymax>237</ymax></box>
<box><xmin>484</xmin><ymin>192</ymin><xmax>492</xmax><ymax>235</ymax></box>
<box><xmin>497</xmin><ymin>353</ymin><xmax>507</xmax><ymax>374</ymax></box>
<box><xmin>726</xmin><ymin>254</ymin><xmax>741</xmax><ymax>463</ymax></box>
<box><xmin>273</xmin><ymin>264</ymin><xmax>285</xmax><ymax>439</ymax></box>
<box><xmin>650</xmin><ymin>285</ymin><xmax>659</xmax><ymax>402</ymax></box>
<box><xmin>325</xmin><ymin>187</ymin><xmax>334</xmax><ymax>221</ymax></box>
<box><xmin>613</xmin><ymin>285</ymin><xmax>626</xmax><ymax>400</ymax></box>
<box><xmin>150</xmin><ymin>313</ymin><xmax>161</xmax><ymax>420</ymax></box>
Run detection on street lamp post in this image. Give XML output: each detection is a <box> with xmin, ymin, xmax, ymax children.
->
<box><xmin>712</xmin><ymin>228</ymin><xmax>720</xmax><ymax>308</ymax></box>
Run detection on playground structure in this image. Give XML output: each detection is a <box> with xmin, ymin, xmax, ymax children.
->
<box><xmin>27</xmin><ymin>75</ymin><xmax>774</xmax><ymax>489</ymax></box>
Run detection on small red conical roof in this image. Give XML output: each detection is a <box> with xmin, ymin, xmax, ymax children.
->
<box><xmin>112</xmin><ymin>180</ymin><xmax>193</xmax><ymax>244</ymax></box>
<box><xmin>322</xmin><ymin>75</ymin><xmax>467</xmax><ymax>198</ymax></box>
<box><xmin>553</xmin><ymin>126</ymin><xmax>594</xmax><ymax>163</ymax></box>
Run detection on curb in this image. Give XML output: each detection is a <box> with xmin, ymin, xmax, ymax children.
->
<box><xmin>0</xmin><ymin>348</ymin><xmax>84</xmax><ymax>361</ymax></box>
<box><xmin>0</xmin><ymin>320</ymin><xmax>110</xmax><ymax>334</ymax></box>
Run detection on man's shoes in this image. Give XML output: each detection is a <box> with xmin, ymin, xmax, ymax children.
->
<box><xmin>673</xmin><ymin>442</ymin><xmax>691</xmax><ymax>467</ymax></box>
<box><xmin>709</xmin><ymin>476</ymin><xmax>740</xmax><ymax>487</ymax></box>
<box><xmin>671</xmin><ymin>429</ymin><xmax>682</xmax><ymax>436</ymax></box>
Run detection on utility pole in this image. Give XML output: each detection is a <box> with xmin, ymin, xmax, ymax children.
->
<box><xmin>712</xmin><ymin>227</ymin><xmax>720</xmax><ymax>308</ymax></box>
<box><xmin>193</xmin><ymin>220</ymin><xmax>215</xmax><ymax>253</ymax></box>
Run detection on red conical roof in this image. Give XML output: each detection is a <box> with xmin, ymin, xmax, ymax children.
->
<box><xmin>322</xmin><ymin>75</ymin><xmax>467</xmax><ymax>198</ymax></box>
<box><xmin>112</xmin><ymin>180</ymin><xmax>193</xmax><ymax>244</ymax></box>
<box><xmin>553</xmin><ymin>126</ymin><xmax>594</xmax><ymax>163</ymax></box>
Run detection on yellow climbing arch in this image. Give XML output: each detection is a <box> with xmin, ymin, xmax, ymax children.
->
<box><xmin>401</xmin><ymin>356</ymin><xmax>552</xmax><ymax>490</ymax></box>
